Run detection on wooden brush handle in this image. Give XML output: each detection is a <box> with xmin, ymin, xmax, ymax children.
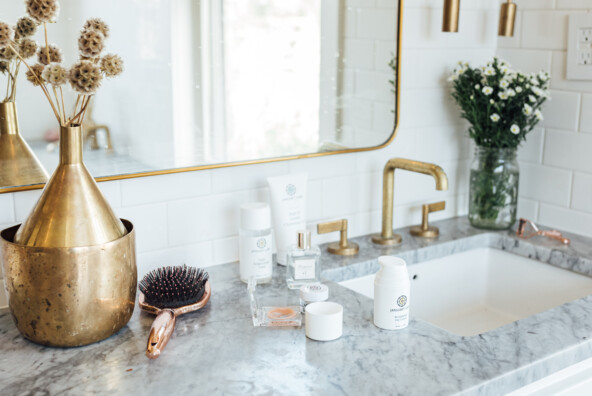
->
<box><xmin>146</xmin><ymin>309</ymin><xmax>176</xmax><ymax>359</ymax></box>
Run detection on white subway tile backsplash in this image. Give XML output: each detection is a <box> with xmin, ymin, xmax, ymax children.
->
<box><xmin>213</xmin><ymin>237</ymin><xmax>239</xmax><ymax>266</ymax></box>
<box><xmin>515</xmin><ymin>0</ymin><xmax>556</xmax><ymax>9</ymax></box>
<box><xmin>519</xmin><ymin>162</ymin><xmax>572</xmax><ymax>206</ymax></box>
<box><xmin>121</xmin><ymin>170</ymin><xmax>211</xmax><ymax>207</ymax></box>
<box><xmin>571</xmin><ymin>172</ymin><xmax>592</xmax><ymax>213</ymax></box>
<box><xmin>289</xmin><ymin>153</ymin><xmax>358</xmax><ymax>181</ymax></box>
<box><xmin>399</xmin><ymin>88</ymin><xmax>461</xmax><ymax>129</ymax></box>
<box><xmin>211</xmin><ymin>162</ymin><xmax>289</xmax><ymax>194</ymax></box>
<box><xmin>137</xmin><ymin>241</ymin><xmax>213</xmax><ymax>278</ymax></box>
<box><xmin>518</xmin><ymin>128</ymin><xmax>544</xmax><ymax>164</ymax></box>
<box><xmin>544</xmin><ymin>129</ymin><xmax>592</xmax><ymax>173</ymax></box>
<box><xmin>580</xmin><ymin>94</ymin><xmax>592</xmax><ymax>133</ymax></box>
<box><xmin>541</xmin><ymin>90</ymin><xmax>580</xmax><ymax>131</ymax></box>
<box><xmin>556</xmin><ymin>0</ymin><xmax>592</xmax><ymax>9</ymax></box>
<box><xmin>97</xmin><ymin>181</ymin><xmax>122</xmax><ymax>209</ymax></box>
<box><xmin>167</xmin><ymin>190</ymin><xmax>250</xmax><ymax>247</ymax></box>
<box><xmin>495</xmin><ymin>49</ymin><xmax>552</xmax><ymax>74</ymax></box>
<box><xmin>521</xmin><ymin>11</ymin><xmax>568</xmax><ymax>50</ymax></box>
<box><xmin>0</xmin><ymin>194</ymin><xmax>14</xmax><ymax>224</ymax></box>
<box><xmin>517</xmin><ymin>198</ymin><xmax>539</xmax><ymax>220</ymax></box>
<box><xmin>417</xmin><ymin>48</ymin><xmax>495</xmax><ymax>89</ymax></box>
<box><xmin>539</xmin><ymin>204</ymin><xmax>592</xmax><ymax>238</ymax></box>
<box><xmin>118</xmin><ymin>204</ymin><xmax>167</xmax><ymax>253</ymax></box>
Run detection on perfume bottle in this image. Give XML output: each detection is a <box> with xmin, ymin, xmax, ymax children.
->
<box><xmin>286</xmin><ymin>230</ymin><xmax>321</xmax><ymax>289</ymax></box>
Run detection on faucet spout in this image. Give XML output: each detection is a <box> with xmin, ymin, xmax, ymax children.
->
<box><xmin>371</xmin><ymin>158</ymin><xmax>448</xmax><ymax>246</ymax></box>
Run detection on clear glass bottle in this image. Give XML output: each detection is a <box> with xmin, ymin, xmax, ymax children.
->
<box><xmin>239</xmin><ymin>202</ymin><xmax>273</xmax><ymax>284</ymax></box>
<box><xmin>286</xmin><ymin>230</ymin><xmax>321</xmax><ymax>289</ymax></box>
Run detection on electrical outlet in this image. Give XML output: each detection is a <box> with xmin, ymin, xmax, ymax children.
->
<box><xmin>568</xmin><ymin>14</ymin><xmax>592</xmax><ymax>80</ymax></box>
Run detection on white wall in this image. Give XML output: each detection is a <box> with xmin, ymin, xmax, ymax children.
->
<box><xmin>0</xmin><ymin>0</ymin><xmax>499</xmax><ymax>307</ymax></box>
<box><xmin>497</xmin><ymin>0</ymin><xmax>592</xmax><ymax>238</ymax></box>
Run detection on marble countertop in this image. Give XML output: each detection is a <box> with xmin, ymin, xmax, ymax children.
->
<box><xmin>2</xmin><ymin>217</ymin><xmax>592</xmax><ymax>395</ymax></box>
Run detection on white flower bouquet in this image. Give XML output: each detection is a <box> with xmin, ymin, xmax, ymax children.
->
<box><xmin>449</xmin><ymin>57</ymin><xmax>550</xmax><ymax>149</ymax></box>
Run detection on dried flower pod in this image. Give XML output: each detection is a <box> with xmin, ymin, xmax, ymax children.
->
<box><xmin>69</xmin><ymin>60</ymin><xmax>102</xmax><ymax>95</ymax></box>
<box><xmin>0</xmin><ymin>22</ymin><xmax>13</xmax><ymax>48</ymax></box>
<box><xmin>100</xmin><ymin>54</ymin><xmax>123</xmax><ymax>77</ymax></box>
<box><xmin>26</xmin><ymin>0</ymin><xmax>60</xmax><ymax>23</ymax></box>
<box><xmin>16</xmin><ymin>16</ymin><xmax>38</xmax><ymax>38</ymax></box>
<box><xmin>19</xmin><ymin>38</ymin><xmax>38</xmax><ymax>59</ymax></box>
<box><xmin>42</xmin><ymin>62</ymin><xmax>67</xmax><ymax>86</ymax></box>
<box><xmin>38</xmin><ymin>44</ymin><xmax>62</xmax><ymax>65</ymax></box>
<box><xmin>0</xmin><ymin>46</ymin><xmax>17</xmax><ymax>61</ymax></box>
<box><xmin>78</xmin><ymin>29</ymin><xmax>104</xmax><ymax>58</ymax></box>
<box><xmin>26</xmin><ymin>63</ymin><xmax>45</xmax><ymax>86</ymax></box>
<box><xmin>0</xmin><ymin>61</ymin><xmax>9</xmax><ymax>74</ymax></box>
<box><xmin>83</xmin><ymin>18</ymin><xmax>109</xmax><ymax>39</ymax></box>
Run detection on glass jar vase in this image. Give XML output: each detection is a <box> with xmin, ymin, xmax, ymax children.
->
<box><xmin>468</xmin><ymin>146</ymin><xmax>519</xmax><ymax>230</ymax></box>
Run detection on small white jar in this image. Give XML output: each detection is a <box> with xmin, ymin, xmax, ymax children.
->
<box><xmin>373</xmin><ymin>256</ymin><xmax>410</xmax><ymax>330</ymax></box>
<box><xmin>239</xmin><ymin>202</ymin><xmax>273</xmax><ymax>284</ymax></box>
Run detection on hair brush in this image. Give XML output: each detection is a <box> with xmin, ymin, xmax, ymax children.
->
<box><xmin>139</xmin><ymin>265</ymin><xmax>211</xmax><ymax>359</ymax></box>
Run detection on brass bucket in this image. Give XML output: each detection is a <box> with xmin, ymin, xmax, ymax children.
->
<box><xmin>0</xmin><ymin>219</ymin><xmax>137</xmax><ymax>347</ymax></box>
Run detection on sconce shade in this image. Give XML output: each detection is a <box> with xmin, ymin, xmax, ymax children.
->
<box><xmin>442</xmin><ymin>0</ymin><xmax>460</xmax><ymax>33</ymax></box>
<box><xmin>498</xmin><ymin>0</ymin><xmax>517</xmax><ymax>37</ymax></box>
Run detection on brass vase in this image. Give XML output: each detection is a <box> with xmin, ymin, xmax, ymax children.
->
<box><xmin>0</xmin><ymin>125</ymin><xmax>137</xmax><ymax>347</ymax></box>
<box><xmin>0</xmin><ymin>102</ymin><xmax>49</xmax><ymax>187</ymax></box>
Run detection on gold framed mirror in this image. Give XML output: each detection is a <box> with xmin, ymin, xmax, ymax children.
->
<box><xmin>0</xmin><ymin>0</ymin><xmax>402</xmax><ymax>193</ymax></box>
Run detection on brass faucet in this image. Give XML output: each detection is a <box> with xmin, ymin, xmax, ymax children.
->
<box><xmin>371</xmin><ymin>158</ymin><xmax>449</xmax><ymax>246</ymax></box>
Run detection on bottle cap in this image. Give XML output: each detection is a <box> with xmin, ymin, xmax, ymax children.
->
<box><xmin>297</xmin><ymin>230</ymin><xmax>311</xmax><ymax>250</ymax></box>
<box><xmin>300</xmin><ymin>283</ymin><xmax>329</xmax><ymax>303</ymax></box>
<box><xmin>240</xmin><ymin>202</ymin><xmax>271</xmax><ymax>231</ymax></box>
<box><xmin>377</xmin><ymin>256</ymin><xmax>409</xmax><ymax>279</ymax></box>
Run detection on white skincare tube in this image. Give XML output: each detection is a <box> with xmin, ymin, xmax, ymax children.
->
<box><xmin>267</xmin><ymin>173</ymin><xmax>308</xmax><ymax>265</ymax></box>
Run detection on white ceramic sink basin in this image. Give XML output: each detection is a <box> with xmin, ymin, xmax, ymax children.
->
<box><xmin>339</xmin><ymin>248</ymin><xmax>592</xmax><ymax>336</ymax></box>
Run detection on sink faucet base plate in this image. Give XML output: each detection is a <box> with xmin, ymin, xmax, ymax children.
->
<box><xmin>371</xmin><ymin>233</ymin><xmax>402</xmax><ymax>246</ymax></box>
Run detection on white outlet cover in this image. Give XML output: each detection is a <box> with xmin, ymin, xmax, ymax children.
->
<box><xmin>568</xmin><ymin>13</ymin><xmax>592</xmax><ymax>80</ymax></box>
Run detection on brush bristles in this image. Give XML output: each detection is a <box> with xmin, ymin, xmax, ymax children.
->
<box><xmin>139</xmin><ymin>265</ymin><xmax>209</xmax><ymax>309</ymax></box>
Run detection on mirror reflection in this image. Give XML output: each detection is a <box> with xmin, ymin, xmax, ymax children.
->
<box><xmin>1</xmin><ymin>0</ymin><xmax>399</xmax><ymax>190</ymax></box>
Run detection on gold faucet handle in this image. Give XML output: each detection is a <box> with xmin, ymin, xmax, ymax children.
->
<box><xmin>410</xmin><ymin>201</ymin><xmax>446</xmax><ymax>238</ymax></box>
<box><xmin>317</xmin><ymin>219</ymin><xmax>359</xmax><ymax>256</ymax></box>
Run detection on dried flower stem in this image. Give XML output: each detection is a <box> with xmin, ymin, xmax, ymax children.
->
<box><xmin>7</xmin><ymin>43</ymin><xmax>60</xmax><ymax>122</ymax></box>
<box><xmin>59</xmin><ymin>86</ymin><xmax>66</xmax><ymax>122</ymax></box>
<box><xmin>9</xmin><ymin>61</ymin><xmax>21</xmax><ymax>101</ymax></box>
<box><xmin>44</xmin><ymin>22</ymin><xmax>64</xmax><ymax>124</ymax></box>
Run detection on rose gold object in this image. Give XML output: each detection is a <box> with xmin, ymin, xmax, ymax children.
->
<box><xmin>516</xmin><ymin>218</ymin><xmax>570</xmax><ymax>245</ymax></box>
<box><xmin>139</xmin><ymin>281</ymin><xmax>211</xmax><ymax>359</ymax></box>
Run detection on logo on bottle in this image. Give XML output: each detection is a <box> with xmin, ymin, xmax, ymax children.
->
<box><xmin>286</xmin><ymin>184</ymin><xmax>296</xmax><ymax>196</ymax></box>
<box><xmin>397</xmin><ymin>295</ymin><xmax>407</xmax><ymax>307</ymax></box>
<box><xmin>257</xmin><ymin>238</ymin><xmax>267</xmax><ymax>248</ymax></box>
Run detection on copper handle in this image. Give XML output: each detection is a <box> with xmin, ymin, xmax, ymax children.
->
<box><xmin>146</xmin><ymin>309</ymin><xmax>177</xmax><ymax>359</ymax></box>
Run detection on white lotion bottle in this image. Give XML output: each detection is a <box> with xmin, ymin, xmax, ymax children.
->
<box><xmin>374</xmin><ymin>256</ymin><xmax>410</xmax><ymax>330</ymax></box>
<box><xmin>239</xmin><ymin>202</ymin><xmax>273</xmax><ymax>284</ymax></box>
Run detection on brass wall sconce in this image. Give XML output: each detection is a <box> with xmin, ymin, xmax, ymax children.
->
<box><xmin>498</xmin><ymin>0</ymin><xmax>517</xmax><ymax>37</ymax></box>
<box><xmin>442</xmin><ymin>0</ymin><xmax>460</xmax><ymax>33</ymax></box>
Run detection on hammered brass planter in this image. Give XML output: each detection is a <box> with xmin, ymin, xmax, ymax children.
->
<box><xmin>0</xmin><ymin>220</ymin><xmax>137</xmax><ymax>347</ymax></box>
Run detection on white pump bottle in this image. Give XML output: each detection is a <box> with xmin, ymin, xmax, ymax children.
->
<box><xmin>374</xmin><ymin>256</ymin><xmax>410</xmax><ymax>330</ymax></box>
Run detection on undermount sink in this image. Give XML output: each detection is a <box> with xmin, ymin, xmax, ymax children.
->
<box><xmin>339</xmin><ymin>247</ymin><xmax>592</xmax><ymax>336</ymax></box>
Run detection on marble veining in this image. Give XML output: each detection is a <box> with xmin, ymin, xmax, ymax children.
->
<box><xmin>2</xmin><ymin>217</ymin><xmax>592</xmax><ymax>395</ymax></box>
